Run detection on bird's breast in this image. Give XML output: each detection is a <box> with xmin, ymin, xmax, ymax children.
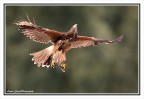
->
<box><xmin>57</xmin><ymin>39</ymin><xmax>70</xmax><ymax>51</ymax></box>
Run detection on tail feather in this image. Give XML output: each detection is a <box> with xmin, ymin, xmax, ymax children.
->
<box><xmin>35</xmin><ymin>51</ymin><xmax>48</xmax><ymax>66</ymax></box>
<box><xmin>30</xmin><ymin>45</ymin><xmax>54</xmax><ymax>67</ymax></box>
<box><xmin>30</xmin><ymin>45</ymin><xmax>67</xmax><ymax>72</ymax></box>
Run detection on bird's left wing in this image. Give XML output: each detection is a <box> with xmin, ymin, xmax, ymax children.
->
<box><xmin>70</xmin><ymin>36</ymin><xmax>97</xmax><ymax>48</ymax></box>
<box><xmin>68</xmin><ymin>35</ymin><xmax>124</xmax><ymax>49</ymax></box>
<box><xmin>15</xmin><ymin>20</ymin><xmax>63</xmax><ymax>44</ymax></box>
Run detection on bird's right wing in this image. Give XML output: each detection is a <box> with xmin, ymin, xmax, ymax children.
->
<box><xmin>15</xmin><ymin>20</ymin><xmax>63</xmax><ymax>44</ymax></box>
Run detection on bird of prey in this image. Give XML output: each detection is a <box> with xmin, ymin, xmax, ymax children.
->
<box><xmin>15</xmin><ymin>19</ymin><xmax>124</xmax><ymax>72</ymax></box>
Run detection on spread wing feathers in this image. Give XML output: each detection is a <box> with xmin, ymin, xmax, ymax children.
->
<box><xmin>69</xmin><ymin>35</ymin><xmax>124</xmax><ymax>49</ymax></box>
<box><xmin>70</xmin><ymin>36</ymin><xmax>97</xmax><ymax>48</ymax></box>
<box><xmin>15</xmin><ymin>20</ymin><xmax>63</xmax><ymax>44</ymax></box>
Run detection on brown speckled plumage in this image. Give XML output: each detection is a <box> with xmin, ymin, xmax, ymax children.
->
<box><xmin>15</xmin><ymin>19</ymin><xmax>124</xmax><ymax>72</ymax></box>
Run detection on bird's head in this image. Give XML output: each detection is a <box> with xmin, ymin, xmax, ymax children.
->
<box><xmin>67</xmin><ymin>24</ymin><xmax>78</xmax><ymax>40</ymax></box>
<box><xmin>69</xmin><ymin>24</ymin><xmax>78</xmax><ymax>35</ymax></box>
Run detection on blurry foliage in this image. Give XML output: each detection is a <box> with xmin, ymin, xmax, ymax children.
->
<box><xmin>5</xmin><ymin>5</ymin><xmax>139</xmax><ymax>93</ymax></box>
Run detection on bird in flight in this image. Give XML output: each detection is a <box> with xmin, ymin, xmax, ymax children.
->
<box><xmin>15</xmin><ymin>19</ymin><xmax>124</xmax><ymax>72</ymax></box>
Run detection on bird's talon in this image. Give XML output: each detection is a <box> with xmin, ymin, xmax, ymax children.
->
<box><xmin>51</xmin><ymin>60</ymin><xmax>55</xmax><ymax>68</ymax></box>
<box><xmin>60</xmin><ymin>63</ymin><xmax>67</xmax><ymax>69</ymax></box>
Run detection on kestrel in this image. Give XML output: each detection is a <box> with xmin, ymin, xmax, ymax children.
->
<box><xmin>15</xmin><ymin>19</ymin><xmax>124</xmax><ymax>72</ymax></box>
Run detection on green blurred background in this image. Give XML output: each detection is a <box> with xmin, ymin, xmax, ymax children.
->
<box><xmin>5</xmin><ymin>5</ymin><xmax>139</xmax><ymax>93</ymax></box>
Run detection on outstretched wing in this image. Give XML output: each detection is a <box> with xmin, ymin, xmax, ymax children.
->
<box><xmin>70</xmin><ymin>36</ymin><xmax>97</xmax><ymax>48</ymax></box>
<box><xmin>67</xmin><ymin>35</ymin><xmax>124</xmax><ymax>50</ymax></box>
<box><xmin>15</xmin><ymin>20</ymin><xmax>63</xmax><ymax>44</ymax></box>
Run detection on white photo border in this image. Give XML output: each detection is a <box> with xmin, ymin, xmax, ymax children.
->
<box><xmin>1</xmin><ymin>0</ymin><xmax>143</xmax><ymax>99</ymax></box>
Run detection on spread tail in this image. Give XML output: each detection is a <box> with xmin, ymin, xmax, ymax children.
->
<box><xmin>30</xmin><ymin>45</ymin><xmax>67</xmax><ymax>72</ymax></box>
<box><xmin>30</xmin><ymin>45</ymin><xmax>54</xmax><ymax>67</ymax></box>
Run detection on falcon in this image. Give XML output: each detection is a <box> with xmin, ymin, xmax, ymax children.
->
<box><xmin>15</xmin><ymin>19</ymin><xmax>124</xmax><ymax>72</ymax></box>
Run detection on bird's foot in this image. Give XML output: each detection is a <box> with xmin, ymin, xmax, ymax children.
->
<box><xmin>60</xmin><ymin>63</ymin><xmax>67</xmax><ymax>70</ymax></box>
<box><xmin>51</xmin><ymin>60</ymin><xmax>55</xmax><ymax>68</ymax></box>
